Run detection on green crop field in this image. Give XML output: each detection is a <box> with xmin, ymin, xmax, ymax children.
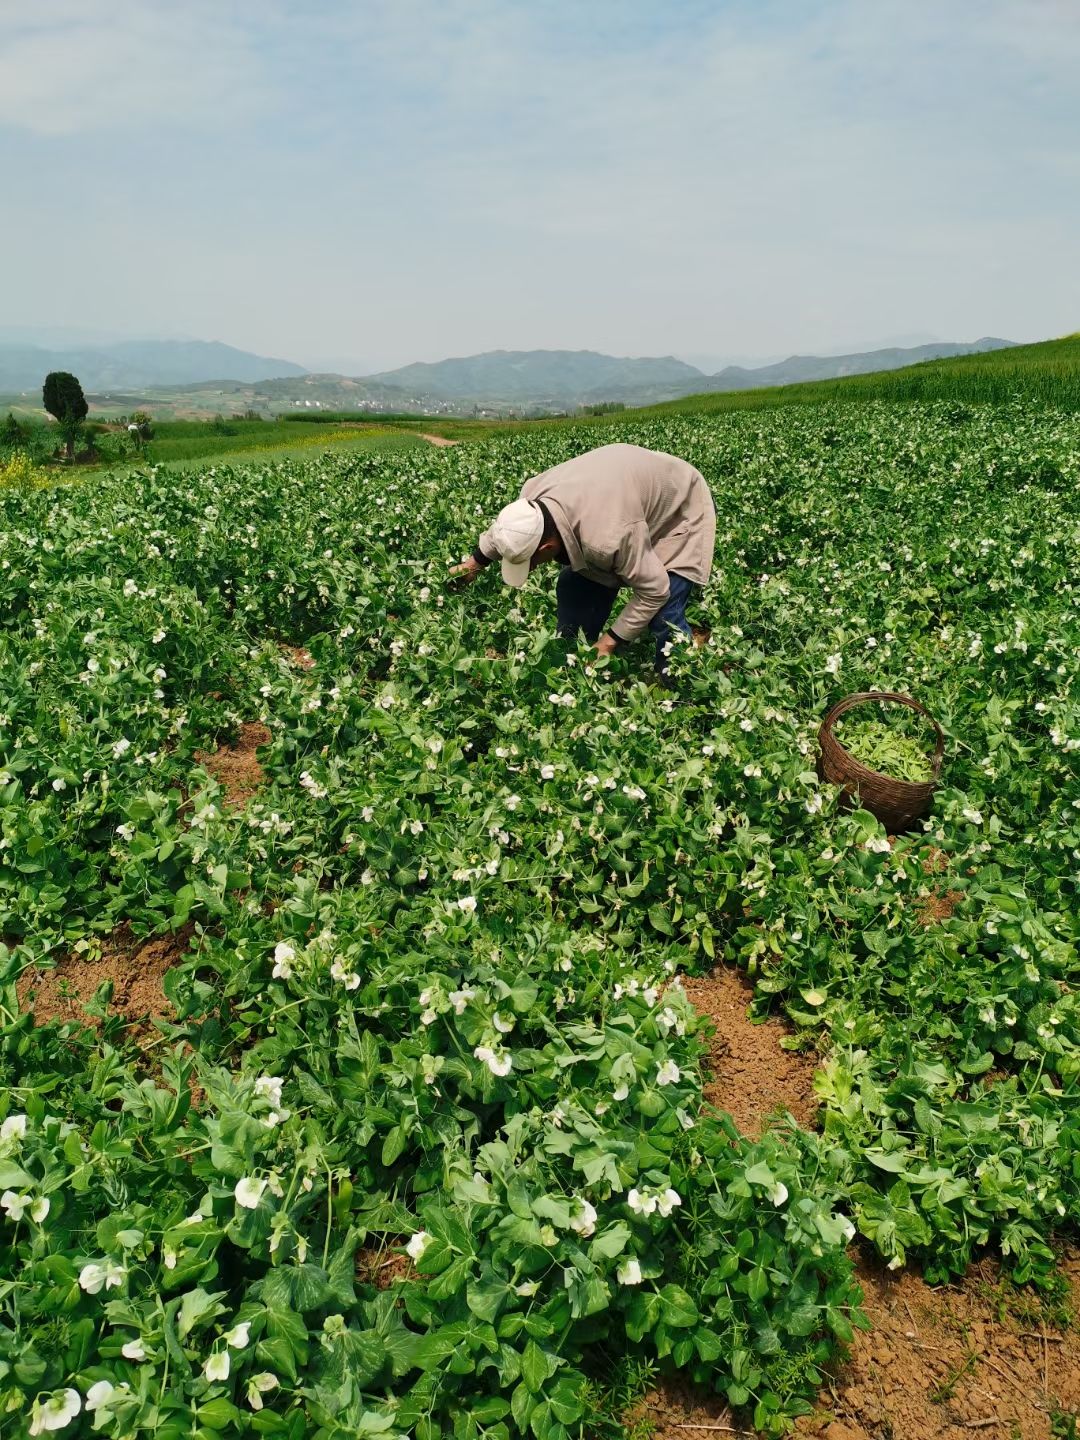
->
<box><xmin>2</xmin><ymin>398</ymin><xmax>1079</xmax><ymax>1438</ymax></box>
<box><xmin>631</xmin><ymin>333</ymin><xmax>1080</xmax><ymax>419</ymax></box>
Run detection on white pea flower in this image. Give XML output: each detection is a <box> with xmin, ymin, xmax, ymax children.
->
<box><xmin>473</xmin><ymin>1044</ymin><xmax>512</xmax><ymax>1077</ymax></box>
<box><xmin>824</xmin><ymin>653</ymin><xmax>842</xmax><ymax>675</ymax></box>
<box><xmin>656</xmin><ymin>1187</ymin><xmax>682</xmax><ymax>1217</ymax></box>
<box><xmin>627</xmin><ymin>1188</ymin><xmax>657</xmax><ymax>1216</ymax></box>
<box><xmin>271</xmin><ymin>942</ymin><xmax>294</xmax><ymax>979</ymax></box>
<box><xmin>254</xmin><ymin>1076</ymin><xmax>284</xmax><ymax>1109</ymax></box>
<box><xmin>617</xmin><ymin>1259</ymin><xmax>643</xmax><ymax>1285</ymax></box>
<box><xmin>456</xmin><ymin>896</ymin><xmax>477</xmax><ymax>914</ymax></box>
<box><xmin>246</xmin><ymin>1373</ymin><xmax>279</xmax><ymax>1411</ymax></box>
<box><xmin>771</xmin><ymin>1181</ymin><xmax>789</xmax><ymax>1206</ymax></box>
<box><xmin>112</xmin><ymin>738</ymin><xmax>132</xmax><ymax>758</ymax></box>
<box><xmin>78</xmin><ymin>1260</ymin><xmax>124</xmax><ymax>1294</ymax></box>
<box><xmin>234</xmin><ymin>1176</ymin><xmax>268</xmax><ymax>1210</ymax></box>
<box><xmin>655</xmin><ymin>1060</ymin><xmax>681</xmax><ymax>1087</ymax></box>
<box><xmin>1</xmin><ymin>1190</ymin><xmax>30</xmax><ymax>1222</ymax></box>
<box><xmin>52</xmin><ymin>777</ymin><xmax>67</xmax><ymax>792</ymax></box>
<box><xmin>330</xmin><ymin>960</ymin><xmax>361</xmax><ymax>990</ymax></box>
<box><xmin>493</xmin><ymin>1011</ymin><xmax>515</xmax><ymax>1034</ymax></box>
<box><xmin>31</xmin><ymin>1197</ymin><xmax>49</xmax><ymax>1221</ymax></box>
<box><xmin>962</xmin><ymin>807</ymin><xmax>984</xmax><ymax>825</ymax></box>
<box><xmin>116</xmin><ymin>822</ymin><xmax>135</xmax><ymax>842</ymax></box>
<box><xmin>85</xmin><ymin>1380</ymin><xmax>125</xmax><ymax>1413</ymax></box>
<box><xmin>569</xmin><ymin>1199</ymin><xmax>598</xmax><ymax>1238</ymax></box>
<box><xmin>406</xmin><ymin>1230</ymin><xmax>429</xmax><ymax>1261</ymax></box>
<box><xmin>613</xmin><ymin>1082</ymin><xmax>630</xmax><ymax>1101</ymax></box>
<box><xmin>204</xmin><ymin>1351</ymin><xmax>230</xmax><ymax>1382</ymax></box>
<box><xmin>224</xmin><ymin>1321</ymin><xmax>251</xmax><ymax>1349</ymax></box>
<box><xmin>121</xmin><ymin>1338</ymin><xmax>146</xmax><ymax>1360</ymax></box>
<box><xmin>1</xmin><ymin>1115</ymin><xmax>27</xmax><ymax>1143</ymax></box>
<box><xmin>123</xmin><ymin>579</ymin><xmax>138</xmax><ymax>597</ymax></box>
<box><xmin>449</xmin><ymin>988</ymin><xmax>476</xmax><ymax>1015</ymax></box>
<box><xmin>864</xmin><ymin>834</ymin><xmax>892</xmax><ymax>854</ymax></box>
<box><xmin>506</xmin><ymin>794</ymin><xmax>521</xmax><ymax>811</ymax></box>
<box><xmin>28</xmin><ymin>1388</ymin><xmax>82</xmax><ymax>1434</ymax></box>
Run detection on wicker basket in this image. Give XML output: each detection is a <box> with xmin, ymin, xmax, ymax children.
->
<box><xmin>818</xmin><ymin>691</ymin><xmax>944</xmax><ymax>832</ymax></box>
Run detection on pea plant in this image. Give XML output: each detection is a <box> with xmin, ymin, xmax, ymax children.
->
<box><xmin>1</xmin><ymin>399</ymin><xmax>1078</xmax><ymax>1436</ymax></box>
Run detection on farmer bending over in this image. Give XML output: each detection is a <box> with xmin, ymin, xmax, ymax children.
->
<box><xmin>451</xmin><ymin>443</ymin><xmax>715</xmax><ymax>670</ymax></box>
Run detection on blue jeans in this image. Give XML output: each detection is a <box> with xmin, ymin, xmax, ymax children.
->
<box><xmin>556</xmin><ymin>567</ymin><xmax>696</xmax><ymax>672</ymax></box>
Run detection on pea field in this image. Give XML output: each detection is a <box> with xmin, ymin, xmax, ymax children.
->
<box><xmin>2</xmin><ymin>401</ymin><xmax>1079</xmax><ymax>1439</ymax></box>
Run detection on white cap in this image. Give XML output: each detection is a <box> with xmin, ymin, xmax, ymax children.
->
<box><xmin>488</xmin><ymin>499</ymin><xmax>544</xmax><ymax>587</ymax></box>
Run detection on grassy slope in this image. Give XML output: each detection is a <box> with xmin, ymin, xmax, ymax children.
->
<box><xmin>626</xmin><ymin>333</ymin><xmax>1080</xmax><ymax>419</ymax></box>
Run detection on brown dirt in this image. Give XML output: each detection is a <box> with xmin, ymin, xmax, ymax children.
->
<box><xmin>194</xmin><ymin>721</ymin><xmax>271</xmax><ymax>810</ymax></box>
<box><xmin>920</xmin><ymin>845</ymin><xmax>951</xmax><ymax>875</ymax></box>
<box><xmin>682</xmin><ymin>965</ymin><xmax>819</xmax><ymax>1137</ymax></box>
<box><xmin>419</xmin><ymin>433</ymin><xmax>457</xmax><ymax>447</ymax></box>
<box><xmin>640</xmin><ymin>1247</ymin><xmax>1080</xmax><ymax>1440</ymax></box>
<box><xmin>279</xmin><ymin>643</ymin><xmax>315</xmax><ymax>671</ymax></box>
<box><xmin>917</xmin><ymin>889</ymin><xmax>964</xmax><ymax>927</ymax></box>
<box><xmin>357</xmin><ymin>1243</ymin><xmax>413</xmax><ymax>1289</ymax></box>
<box><xmin>796</xmin><ymin>1249</ymin><xmax>1080</xmax><ymax>1440</ymax></box>
<box><xmin>16</xmin><ymin>924</ymin><xmax>191</xmax><ymax>1034</ymax></box>
<box><xmin>691</xmin><ymin>624</ymin><xmax>711</xmax><ymax>649</ymax></box>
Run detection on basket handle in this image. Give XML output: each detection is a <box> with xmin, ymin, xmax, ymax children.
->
<box><xmin>819</xmin><ymin>691</ymin><xmax>945</xmax><ymax>779</ymax></box>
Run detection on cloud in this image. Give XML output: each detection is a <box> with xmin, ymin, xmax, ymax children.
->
<box><xmin>0</xmin><ymin>0</ymin><xmax>272</xmax><ymax>135</ymax></box>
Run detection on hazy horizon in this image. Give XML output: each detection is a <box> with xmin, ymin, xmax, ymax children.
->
<box><xmin>3</xmin><ymin>1</ymin><xmax>1078</xmax><ymax>372</ymax></box>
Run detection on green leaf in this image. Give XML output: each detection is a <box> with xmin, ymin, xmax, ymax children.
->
<box><xmin>648</xmin><ymin>904</ymin><xmax>674</xmax><ymax>936</ymax></box>
<box><xmin>588</xmin><ymin>1223</ymin><xmax>631</xmax><ymax>1261</ymax></box>
<box><xmin>179</xmin><ymin>1287</ymin><xmax>226</xmax><ymax>1340</ymax></box>
<box><xmin>659</xmin><ymin>1284</ymin><xmax>698</xmax><ymax>1328</ymax></box>
<box><xmin>522</xmin><ymin>1339</ymin><xmax>558</xmax><ymax>1394</ymax></box>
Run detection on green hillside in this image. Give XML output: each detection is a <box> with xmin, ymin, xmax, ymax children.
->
<box><xmin>631</xmin><ymin>333</ymin><xmax>1080</xmax><ymax>418</ymax></box>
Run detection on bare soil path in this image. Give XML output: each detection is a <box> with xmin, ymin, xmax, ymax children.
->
<box><xmin>194</xmin><ymin>721</ymin><xmax>271</xmax><ymax>810</ymax></box>
<box><xmin>682</xmin><ymin>964</ymin><xmax>819</xmax><ymax>1136</ymax></box>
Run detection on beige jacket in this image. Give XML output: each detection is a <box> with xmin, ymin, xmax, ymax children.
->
<box><xmin>480</xmin><ymin>443</ymin><xmax>716</xmax><ymax>640</ymax></box>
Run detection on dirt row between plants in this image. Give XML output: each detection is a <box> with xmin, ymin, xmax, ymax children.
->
<box><xmin>194</xmin><ymin>720</ymin><xmax>272</xmax><ymax>810</ymax></box>
<box><xmin>642</xmin><ymin>965</ymin><xmax>1080</xmax><ymax>1440</ymax></box>
<box><xmin>15</xmin><ymin>924</ymin><xmax>191</xmax><ymax>1033</ymax></box>
<box><xmin>17</xmin><ymin>716</ymin><xmax>276</xmax><ymax>1033</ymax></box>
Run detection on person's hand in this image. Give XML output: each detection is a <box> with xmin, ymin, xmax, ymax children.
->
<box><xmin>447</xmin><ymin>556</ymin><xmax>482</xmax><ymax>589</ymax></box>
<box><xmin>594</xmin><ymin>633</ymin><xmax>619</xmax><ymax>658</ymax></box>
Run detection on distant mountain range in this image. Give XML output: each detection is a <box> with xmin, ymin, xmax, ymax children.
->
<box><xmin>0</xmin><ymin>339</ymin><xmax>305</xmax><ymax>392</ymax></box>
<box><xmin>0</xmin><ymin>335</ymin><xmax>1016</xmax><ymax>413</ymax></box>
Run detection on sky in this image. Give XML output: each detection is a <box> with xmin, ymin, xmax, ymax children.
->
<box><xmin>1</xmin><ymin>0</ymin><xmax>1078</xmax><ymax>373</ymax></box>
